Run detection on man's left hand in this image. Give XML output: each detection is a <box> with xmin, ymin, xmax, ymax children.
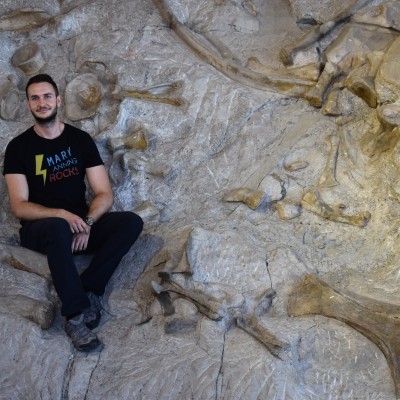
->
<box><xmin>72</xmin><ymin>231</ymin><xmax>90</xmax><ymax>253</ymax></box>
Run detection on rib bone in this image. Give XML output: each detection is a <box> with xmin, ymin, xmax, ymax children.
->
<box><xmin>154</xmin><ymin>0</ymin><xmax>314</xmax><ymax>96</ymax></box>
<box><xmin>288</xmin><ymin>274</ymin><xmax>400</xmax><ymax>397</ymax></box>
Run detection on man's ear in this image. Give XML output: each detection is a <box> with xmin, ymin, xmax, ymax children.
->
<box><xmin>57</xmin><ymin>95</ymin><xmax>62</xmax><ymax>106</ymax></box>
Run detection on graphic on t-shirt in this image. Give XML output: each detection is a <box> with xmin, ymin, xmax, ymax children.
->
<box><xmin>35</xmin><ymin>146</ymin><xmax>79</xmax><ymax>185</ymax></box>
<box><xmin>35</xmin><ymin>154</ymin><xmax>47</xmax><ymax>184</ymax></box>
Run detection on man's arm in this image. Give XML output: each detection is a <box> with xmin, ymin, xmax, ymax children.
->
<box><xmin>71</xmin><ymin>165</ymin><xmax>113</xmax><ymax>253</ymax></box>
<box><xmin>85</xmin><ymin>165</ymin><xmax>114</xmax><ymax>222</ymax></box>
<box><xmin>4</xmin><ymin>173</ymin><xmax>89</xmax><ymax>234</ymax></box>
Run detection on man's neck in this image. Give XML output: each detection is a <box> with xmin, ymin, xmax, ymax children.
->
<box><xmin>33</xmin><ymin>119</ymin><xmax>64</xmax><ymax>139</ymax></box>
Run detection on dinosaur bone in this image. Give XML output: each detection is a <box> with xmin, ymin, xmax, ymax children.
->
<box><xmin>343</xmin><ymin>52</ymin><xmax>384</xmax><ymax>108</ymax></box>
<box><xmin>113</xmin><ymin>81</ymin><xmax>186</xmax><ymax>107</ymax></box>
<box><xmin>152</xmin><ymin>274</ymin><xmax>225</xmax><ymax>321</ymax></box>
<box><xmin>301</xmin><ymin>187</ymin><xmax>371</xmax><ymax>227</ymax></box>
<box><xmin>153</xmin><ymin>272</ymin><xmax>287</xmax><ymax>357</ymax></box>
<box><xmin>280</xmin><ymin>0</ymin><xmax>372</xmax><ymax>66</ymax></box>
<box><xmin>317</xmin><ymin>134</ymin><xmax>340</xmax><ymax>187</ymax></box>
<box><xmin>223</xmin><ymin>188</ymin><xmax>265</xmax><ymax>209</ymax></box>
<box><xmin>287</xmin><ymin>274</ymin><xmax>400</xmax><ymax>397</ymax></box>
<box><xmin>154</xmin><ymin>0</ymin><xmax>314</xmax><ymax>96</ymax></box>
<box><xmin>0</xmin><ymin>294</ymin><xmax>55</xmax><ymax>329</ymax></box>
<box><xmin>236</xmin><ymin>315</ymin><xmax>289</xmax><ymax>358</ymax></box>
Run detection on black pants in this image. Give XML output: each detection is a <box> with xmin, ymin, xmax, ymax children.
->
<box><xmin>19</xmin><ymin>212</ymin><xmax>143</xmax><ymax>316</ymax></box>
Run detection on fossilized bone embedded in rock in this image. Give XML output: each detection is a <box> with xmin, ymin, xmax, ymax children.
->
<box><xmin>0</xmin><ymin>294</ymin><xmax>54</xmax><ymax>330</ymax></box>
<box><xmin>317</xmin><ymin>134</ymin><xmax>340</xmax><ymax>187</ymax></box>
<box><xmin>153</xmin><ymin>0</ymin><xmax>314</xmax><ymax>97</ymax></box>
<box><xmin>343</xmin><ymin>51</ymin><xmax>384</xmax><ymax>108</ymax></box>
<box><xmin>281</xmin><ymin>0</ymin><xmax>375</xmax><ymax>66</ymax></box>
<box><xmin>305</xmin><ymin>27</ymin><xmax>395</xmax><ymax>109</ymax></box>
<box><xmin>360</xmin><ymin>124</ymin><xmax>400</xmax><ymax>159</ymax></box>
<box><xmin>236</xmin><ymin>315</ymin><xmax>289</xmax><ymax>359</ymax></box>
<box><xmin>287</xmin><ymin>274</ymin><xmax>400</xmax><ymax>397</ymax></box>
<box><xmin>113</xmin><ymin>81</ymin><xmax>186</xmax><ymax>107</ymax></box>
<box><xmin>0</xmin><ymin>8</ymin><xmax>53</xmax><ymax>32</ymax></box>
<box><xmin>353</xmin><ymin>0</ymin><xmax>400</xmax><ymax>31</ymax></box>
<box><xmin>0</xmin><ymin>77</ymin><xmax>20</xmax><ymax>121</ymax></box>
<box><xmin>153</xmin><ymin>272</ymin><xmax>226</xmax><ymax>321</ymax></box>
<box><xmin>11</xmin><ymin>42</ymin><xmax>45</xmax><ymax>76</ymax></box>
<box><xmin>152</xmin><ymin>272</ymin><xmax>288</xmax><ymax>357</ymax></box>
<box><xmin>223</xmin><ymin>188</ymin><xmax>265</xmax><ymax>210</ymax></box>
<box><xmin>64</xmin><ymin>73</ymin><xmax>103</xmax><ymax>121</ymax></box>
<box><xmin>301</xmin><ymin>187</ymin><xmax>371</xmax><ymax>227</ymax></box>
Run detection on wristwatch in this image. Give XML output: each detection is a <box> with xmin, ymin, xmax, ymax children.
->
<box><xmin>85</xmin><ymin>216</ymin><xmax>95</xmax><ymax>226</ymax></box>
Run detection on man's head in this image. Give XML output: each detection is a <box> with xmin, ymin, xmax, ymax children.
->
<box><xmin>26</xmin><ymin>74</ymin><xmax>61</xmax><ymax>125</ymax></box>
<box><xmin>25</xmin><ymin>74</ymin><xmax>59</xmax><ymax>99</ymax></box>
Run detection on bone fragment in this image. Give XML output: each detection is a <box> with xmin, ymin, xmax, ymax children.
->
<box><xmin>151</xmin><ymin>282</ymin><xmax>175</xmax><ymax>316</ymax></box>
<box><xmin>236</xmin><ymin>314</ymin><xmax>289</xmax><ymax>358</ymax></box>
<box><xmin>303</xmin><ymin>62</ymin><xmax>340</xmax><ymax>108</ymax></box>
<box><xmin>242</xmin><ymin>0</ymin><xmax>257</xmax><ymax>17</ymax></box>
<box><xmin>0</xmin><ymin>294</ymin><xmax>55</xmax><ymax>329</ymax></box>
<box><xmin>273</xmin><ymin>200</ymin><xmax>301</xmax><ymax>220</ymax></box>
<box><xmin>0</xmin><ymin>8</ymin><xmax>52</xmax><ymax>32</ymax></box>
<box><xmin>318</xmin><ymin>134</ymin><xmax>340</xmax><ymax>187</ymax></box>
<box><xmin>301</xmin><ymin>188</ymin><xmax>371</xmax><ymax>227</ymax></box>
<box><xmin>108</xmin><ymin>128</ymin><xmax>148</xmax><ymax>151</ymax></box>
<box><xmin>154</xmin><ymin>273</ymin><xmax>226</xmax><ymax>321</ymax></box>
<box><xmin>11</xmin><ymin>42</ymin><xmax>45</xmax><ymax>76</ymax></box>
<box><xmin>223</xmin><ymin>188</ymin><xmax>265</xmax><ymax>209</ymax></box>
<box><xmin>280</xmin><ymin>0</ymin><xmax>372</xmax><ymax>66</ymax></box>
<box><xmin>132</xmin><ymin>249</ymin><xmax>171</xmax><ymax>324</ymax></box>
<box><xmin>288</xmin><ymin>274</ymin><xmax>400</xmax><ymax>397</ymax></box>
<box><xmin>322</xmin><ymin>86</ymin><xmax>343</xmax><ymax>116</ymax></box>
<box><xmin>361</xmin><ymin>126</ymin><xmax>400</xmax><ymax>158</ymax></box>
<box><xmin>344</xmin><ymin>52</ymin><xmax>384</xmax><ymax>108</ymax></box>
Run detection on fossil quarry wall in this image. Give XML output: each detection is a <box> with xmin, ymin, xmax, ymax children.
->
<box><xmin>2</xmin><ymin>0</ymin><xmax>400</xmax><ymax>399</ymax></box>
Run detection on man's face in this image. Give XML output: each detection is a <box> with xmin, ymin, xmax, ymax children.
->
<box><xmin>27</xmin><ymin>82</ymin><xmax>61</xmax><ymax>125</ymax></box>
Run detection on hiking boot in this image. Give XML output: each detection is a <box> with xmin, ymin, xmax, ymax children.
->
<box><xmin>64</xmin><ymin>314</ymin><xmax>103</xmax><ymax>352</ymax></box>
<box><xmin>84</xmin><ymin>292</ymin><xmax>102</xmax><ymax>330</ymax></box>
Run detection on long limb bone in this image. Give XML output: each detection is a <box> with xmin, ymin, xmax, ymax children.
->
<box><xmin>236</xmin><ymin>315</ymin><xmax>289</xmax><ymax>359</ymax></box>
<box><xmin>318</xmin><ymin>134</ymin><xmax>340</xmax><ymax>187</ymax></box>
<box><xmin>113</xmin><ymin>81</ymin><xmax>186</xmax><ymax>107</ymax></box>
<box><xmin>288</xmin><ymin>274</ymin><xmax>400</xmax><ymax>397</ymax></box>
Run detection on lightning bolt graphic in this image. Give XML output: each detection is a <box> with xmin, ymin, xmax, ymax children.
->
<box><xmin>35</xmin><ymin>154</ymin><xmax>47</xmax><ymax>185</ymax></box>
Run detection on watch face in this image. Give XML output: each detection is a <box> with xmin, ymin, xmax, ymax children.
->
<box><xmin>85</xmin><ymin>217</ymin><xmax>94</xmax><ymax>226</ymax></box>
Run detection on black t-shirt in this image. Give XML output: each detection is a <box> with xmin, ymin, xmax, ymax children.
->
<box><xmin>3</xmin><ymin>123</ymin><xmax>104</xmax><ymax>219</ymax></box>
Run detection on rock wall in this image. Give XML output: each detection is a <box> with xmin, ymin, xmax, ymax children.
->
<box><xmin>1</xmin><ymin>0</ymin><xmax>400</xmax><ymax>399</ymax></box>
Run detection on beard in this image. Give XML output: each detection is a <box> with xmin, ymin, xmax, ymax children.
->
<box><xmin>31</xmin><ymin>105</ymin><xmax>58</xmax><ymax>125</ymax></box>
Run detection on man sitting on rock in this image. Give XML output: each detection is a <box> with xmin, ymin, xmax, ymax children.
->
<box><xmin>2</xmin><ymin>74</ymin><xmax>143</xmax><ymax>352</ymax></box>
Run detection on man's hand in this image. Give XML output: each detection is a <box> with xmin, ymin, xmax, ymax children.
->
<box><xmin>5</xmin><ymin>174</ymin><xmax>91</xmax><ymax>235</ymax></box>
<box><xmin>62</xmin><ymin>211</ymin><xmax>90</xmax><ymax>234</ymax></box>
<box><xmin>72</xmin><ymin>231</ymin><xmax>90</xmax><ymax>253</ymax></box>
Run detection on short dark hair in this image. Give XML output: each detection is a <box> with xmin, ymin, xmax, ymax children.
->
<box><xmin>26</xmin><ymin>74</ymin><xmax>59</xmax><ymax>98</ymax></box>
